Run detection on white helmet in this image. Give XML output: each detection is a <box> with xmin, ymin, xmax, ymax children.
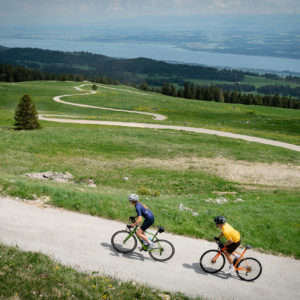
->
<box><xmin>128</xmin><ymin>194</ymin><xmax>139</xmax><ymax>202</ymax></box>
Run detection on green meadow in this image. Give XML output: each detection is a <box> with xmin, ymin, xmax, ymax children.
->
<box><xmin>0</xmin><ymin>243</ymin><xmax>195</xmax><ymax>300</ymax></box>
<box><xmin>190</xmin><ymin>74</ymin><xmax>300</xmax><ymax>88</ymax></box>
<box><xmin>0</xmin><ymin>81</ymin><xmax>300</xmax><ymax>258</ymax></box>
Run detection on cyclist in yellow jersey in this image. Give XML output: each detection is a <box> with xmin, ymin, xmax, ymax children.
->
<box><xmin>214</xmin><ymin>216</ymin><xmax>241</xmax><ymax>274</ymax></box>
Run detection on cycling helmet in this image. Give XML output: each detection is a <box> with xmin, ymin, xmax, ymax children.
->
<box><xmin>128</xmin><ymin>194</ymin><xmax>139</xmax><ymax>202</ymax></box>
<box><xmin>214</xmin><ymin>216</ymin><xmax>226</xmax><ymax>225</ymax></box>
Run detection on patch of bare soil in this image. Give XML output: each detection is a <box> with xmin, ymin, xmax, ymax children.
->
<box><xmin>133</xmin><ymin>157</ymin><xmax>300</xmax><ymax>188</ymax></box>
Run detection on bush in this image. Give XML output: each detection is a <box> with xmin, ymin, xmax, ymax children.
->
<box><xmin>138</xmin><ymin>186</ymin><xmax>160</xmax><ymax>197</ymax></box>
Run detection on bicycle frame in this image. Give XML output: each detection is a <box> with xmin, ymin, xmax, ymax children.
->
<box><xmin>212</xmin><ymin>238</ymin><xmax>252</xmax><ymax>269</ymax></box>
<box><xmin>213</xmin><ymin>245</ymin><xmax>250</xmax><ymax>272</ymax></box>
<box><xmin>232</xmin><ymin>248</ymin><xmax>252</xmax><ymax>272</ymax></box>
<box><xmin>126</xmin><ymin>225</ymin><xmax>159</xmax><ymax>251</ymax></box>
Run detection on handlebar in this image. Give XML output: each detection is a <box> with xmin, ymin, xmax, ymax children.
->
<box><xmin>214</xmin><ymin>237</ymin><xmax>226</xmax><ymax>250</ymax></box>
<box><xmin>129</xmin><ymin>216</ymin><xmax>136</xmax><ymax>223</ymax></box>
<box><xmin>127</xmin><ymin>217</ymin><xmax>138</xmax><ymax>232</ymax></box>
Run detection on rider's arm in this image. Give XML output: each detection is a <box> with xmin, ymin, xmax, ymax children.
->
<box><xmin>218</xmin><ymin>232</ymin><xmax>224</xmax><ymax>239</ymax></box>
<box><xmin>131</xmin><ymin>216</ymin><xmax>142</xmax><ymax>227</ymax></box>
<box><xmin>224</xmin><ymin>239</ymin><xmax>233</xmax><ymax>247</ymax></box>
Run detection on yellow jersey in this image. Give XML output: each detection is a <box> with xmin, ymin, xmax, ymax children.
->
<box><xmin>222</xmin><ymin>223</ymin><xmax>240</xmax><ymax>243</ymax></box>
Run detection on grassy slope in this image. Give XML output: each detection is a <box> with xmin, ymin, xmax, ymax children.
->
<box><xmin>0</xmin><ymin>243</ymin><xmax>195</xmax><ymax>300</ymax></box>
<box><xmin>0</xmin><ymin>81</ymin><xmax>299</xmax><ymax>259</ymax></box>
<box><xmin>190</xmin><ymin>75</ymin><xmax>300</xmax><ymax>88</ymax></box>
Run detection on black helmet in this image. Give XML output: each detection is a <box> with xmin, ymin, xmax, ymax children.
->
<box><xmin>214</xmin><ymin>216</ymin><xmax>226</xmax><ymax>225</ymax></box>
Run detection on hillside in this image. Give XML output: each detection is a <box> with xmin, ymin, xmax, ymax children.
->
<box><xmin>0</xmin><ymin>46</ymin><xmax>246</xmax><ymax>84</ymax></box>
<box><xmin>0</xmin><ymin>46</ymin><xmax>8</xmax><ymax>51</ymax></box>
<box><xmin>0</xmin><ymin>80</ymin><xmax>300</xmax><ymax>258</ymax></box>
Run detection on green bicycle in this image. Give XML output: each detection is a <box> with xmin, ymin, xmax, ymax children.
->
<box><xmin>111</xmin><ymin>217</ymin><xmax>175</xmax><ymax>262</ymax></box>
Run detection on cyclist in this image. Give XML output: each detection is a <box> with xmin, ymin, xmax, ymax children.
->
<box><xmin>214</xmin><ymin>216</ymin><xmax>241</xmax><ymax>274</ymax></box>
<box><xmin>128</xmin><ymin>194</ymin><xmax>155</xmax><ymax>249</ymax></box>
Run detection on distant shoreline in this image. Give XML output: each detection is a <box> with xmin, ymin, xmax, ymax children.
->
<box><xmin>1</xmin><ymin>39</ymin><xmax>300</xmax><ymax>75</ymax></box>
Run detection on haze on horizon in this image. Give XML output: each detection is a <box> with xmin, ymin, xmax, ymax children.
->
<box><xmin>1</xmin><ymin>0</ymin><xmax>300</xmax><ymax>73</ymax></box>
<box><xmin>0</xmin><ymin>0</ymin><xmax>300</xmax><ymax>26</ymax></box>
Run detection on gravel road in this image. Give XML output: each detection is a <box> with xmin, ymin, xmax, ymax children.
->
<box><xmin>39</xmin><ymin>84</ymin><xmax>300</xmax><ymax>152</ymax></box>
<box><xmin>1</xmin><ymin>197</ymin><xmax>300</xmax><ymax>300</ymax></box>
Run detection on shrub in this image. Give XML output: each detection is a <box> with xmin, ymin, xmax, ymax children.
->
<box><xmin>138</xmin><ymin>186</ymin><xmax>160</xmax><ymax>197</ymax></box>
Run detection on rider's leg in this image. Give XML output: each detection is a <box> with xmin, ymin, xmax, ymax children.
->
<box><xmin>224</xmin><ymin>251</ymin><xmax>234</xmax><ymax>264</ymax></box>
<box><xmin>225</xmin><ymin>241</ymin><xmax>240</xmax><ymax>265</ymax></box>
<box><xmin>138</xmin><ymin>218</ymin><xmax>155</xmax><ymax>244</ymax></box>
<box><xmin>136</xmin><ymin>228</ymin><xmax>149</xmax><ymax>243</ymax></box>
<box><xmin>224</xmin><ymin>241</ymin><xmax>241</xmax><ymax>273</ymax></box>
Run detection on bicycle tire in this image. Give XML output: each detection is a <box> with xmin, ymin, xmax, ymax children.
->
<box><xmin>200</xmin><ymin>250</ymin><xmax>225</xmax><ymax>273</ymax></box>
<box><xmin>148</xmin><ymin>239</ymin><xmax>175</xmax><ymax>262</ymax></box>
<box><xmin>236</xmin><ymin>257</ymin><xmax>262</xmax><ymax>281</ymax></box>
<box><xmin>111</xmin><ymin>230</ymin><xmax>137</xmax><ymax>254</ymax></box>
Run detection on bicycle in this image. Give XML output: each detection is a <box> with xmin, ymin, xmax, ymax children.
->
<box><xmin>111</xmin><ymin>217</ymin><xmax>175</xmax><ymax>262</ymax></box>
<box><xmin>199</xmin><ymin>238</ymin><xmax>262</xmax><ymax>281</ymax></box>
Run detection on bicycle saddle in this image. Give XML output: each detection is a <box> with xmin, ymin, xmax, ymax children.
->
<box><xmin>157</xmin><ymin>226</ymin><xmax>165</xmax><ymax>233</ymax></box>
<box><xmin>245</xmin><ymin>245</ymin><xmax>253</xmax><ymax>249</ymax></box>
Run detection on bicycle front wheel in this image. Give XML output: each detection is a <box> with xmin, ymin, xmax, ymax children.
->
<box><xmin>111</xmin><ymin>230</ymin><xmax>137</xmax><ymax>254</ymax></box>
<box><xmin>148</xmin><ymin>239</ymin><xmax>175</xmax><ymax>262</ymax></box>
<box><xmin>236</xmin><ymin>257</ymin><xmax>262</xmax><ymax>281</ymax></box>
<box><xmin>200</xmin><ymin>250</ymin><xmax>225</xmax><ymax>273</ymax></box>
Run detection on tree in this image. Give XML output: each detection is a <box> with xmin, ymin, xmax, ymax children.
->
<box><xmin>92</xmin><ymin>84</ymin><xmax>98</xmax><ymax>90</ymax></box>
<box><xmin>138</xmin><ymin>81</ymin><xmax>149</xmax><ymax>91</ymax></box>
<box><xmin>14</xmin><ymin>95</ymin><xmax>41</xmax><ymax>130</ymax></box>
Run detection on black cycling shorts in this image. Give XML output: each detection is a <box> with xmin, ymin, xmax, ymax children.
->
<box><xmin>226</xmin><ymin>240</ymin><xmax>241</xmax><ymax>254</ymax></box>
<box><xmin>140</xmin><ymin>218</ymin><xmax>154</xmax><ymax>231</ymax></box>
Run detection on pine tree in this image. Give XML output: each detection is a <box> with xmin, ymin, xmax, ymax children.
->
<box><xmin>14</xmin><ymin>95</ymin><xmax>41</xmax><ymax>130</ymax></box>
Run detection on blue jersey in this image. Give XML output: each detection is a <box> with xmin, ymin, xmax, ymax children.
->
<box><xmin>135</xmin><ymin>203</ymin><xmax>154</xmax><ymax>220</ymax></box>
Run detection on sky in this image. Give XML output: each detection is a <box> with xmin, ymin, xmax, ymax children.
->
<box><xmin>0</xmin><ymin>0</ymin><xmax>300</xmax><ymax>26</ymax></box>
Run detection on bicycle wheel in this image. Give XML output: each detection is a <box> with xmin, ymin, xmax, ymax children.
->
<box><xmin>236</xmin><ymin>257</ymin><xmax>262</xmax><ymax>281</ymax></box>
<box><xmin>111</xmin><ymin>230</ymin><xmax>137</xmax><ymax>254</ymax></box>
<box><xmin>200</xmin><ymin>250</ymin><xmax>225</xmax><ymax>273</ymax></box>
<box><xmin>148</xmin><ymin>239</ymin><xmax>175</xmax><ymax>262</ymax></box>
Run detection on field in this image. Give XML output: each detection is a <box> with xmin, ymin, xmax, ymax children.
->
<box><xmin>0</xmin><ymin>243</ymin><xmax>194</xmax><ymax>300</ymax></box>
<box><xmin>0</xmin><ymin>81</ymin><xmax>300</xmax><ymax>259</ymax></box>
<box><xmin>189</xmin><ymin>74</ymin><xmax>300</xmax><ymax>88</ymax></box>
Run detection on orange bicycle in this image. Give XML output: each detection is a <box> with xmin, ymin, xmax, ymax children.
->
<box><xmin>200</xmin><ymin>238</ymin><xmax>262</xmax><ymax>281</ymax></box>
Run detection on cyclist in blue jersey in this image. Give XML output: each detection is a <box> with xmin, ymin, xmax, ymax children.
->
<box><xmin>128</xmin><ymin>194</ymin><xmax>155</xmax><ymax>249</ymax></box>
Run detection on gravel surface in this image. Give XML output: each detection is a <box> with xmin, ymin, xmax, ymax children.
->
<box><xmin>1</xmin><ymin>196</ymin><xmax>300</xmax><ymax>300</ymax></box>
<box><xmin>39</xmin><ymin>84</ymin><xmax>300</xmax><ymax>152</ymax></box>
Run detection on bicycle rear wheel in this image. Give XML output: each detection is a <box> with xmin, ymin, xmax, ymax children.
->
<box><xmin>148</xmin><ymin>239</ymin><xmax>175</xmax><ymax>262</ymax></box>
<box><xmin>200</xmin><ymin>250</ymin><xmax>225</xmax><ymax>273</ymax></box>
<box><xmin>236</xmin><ymin>257</ymin><xmax>262</xmax><ymax>281</ymax></box>
<box><xmin>111</xmin><ymin>230</ymin><xmax>137</xmax><ymax>254</ymax></box>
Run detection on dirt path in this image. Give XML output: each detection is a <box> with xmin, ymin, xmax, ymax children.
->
<box><xmin>1</xmin><ymin>196</ymin><xmax>300</xmax><ymax>300</ymax></box>
<box><xmin>50</xmin><ymin>84</ymin><xmax>166</xmax><ymax>121</ymax></box>
<box><xmin>39</xmin><ymin>84</ymin><xmax>300</xmax><ymax>152</ymax></box>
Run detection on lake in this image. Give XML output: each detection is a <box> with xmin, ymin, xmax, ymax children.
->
<box><xmin>1</xmin><ymin>38</ymin><xmax>300</xmax><ymax>73</ymax></box>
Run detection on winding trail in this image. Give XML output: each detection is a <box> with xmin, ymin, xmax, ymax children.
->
<box><xmin>39</xmin><ymin>84</ymin><xmax>300</xmax><ymax>152</ymax></box>
<box><xmin>49</xmin><ymin>84</ymin><xmax>166</xmax><ymax>121</ymax></box>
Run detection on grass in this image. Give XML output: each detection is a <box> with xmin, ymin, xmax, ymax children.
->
<box><xmin>1</xmin><ymin>175</ymin><xmax>299</xmax><ymax>258</ymax></box>
<box><xmin>189</xmin><ymin>74</ymin><xmax>300</xmax><ymax>88</ymax></box>
<box><xmin>0</xmin><ymin>243</ymin><xmax>197</xmax><ymax>300</ymax></box>
<box><xmin>0</xmin><ymin>80</ymin><xmax>299</xmax><ymax>259</ymax></box>
<box><xmin>1</xmin><ymin>81</ymin><xmax>300</xmax><ymax>144</ymax></box>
